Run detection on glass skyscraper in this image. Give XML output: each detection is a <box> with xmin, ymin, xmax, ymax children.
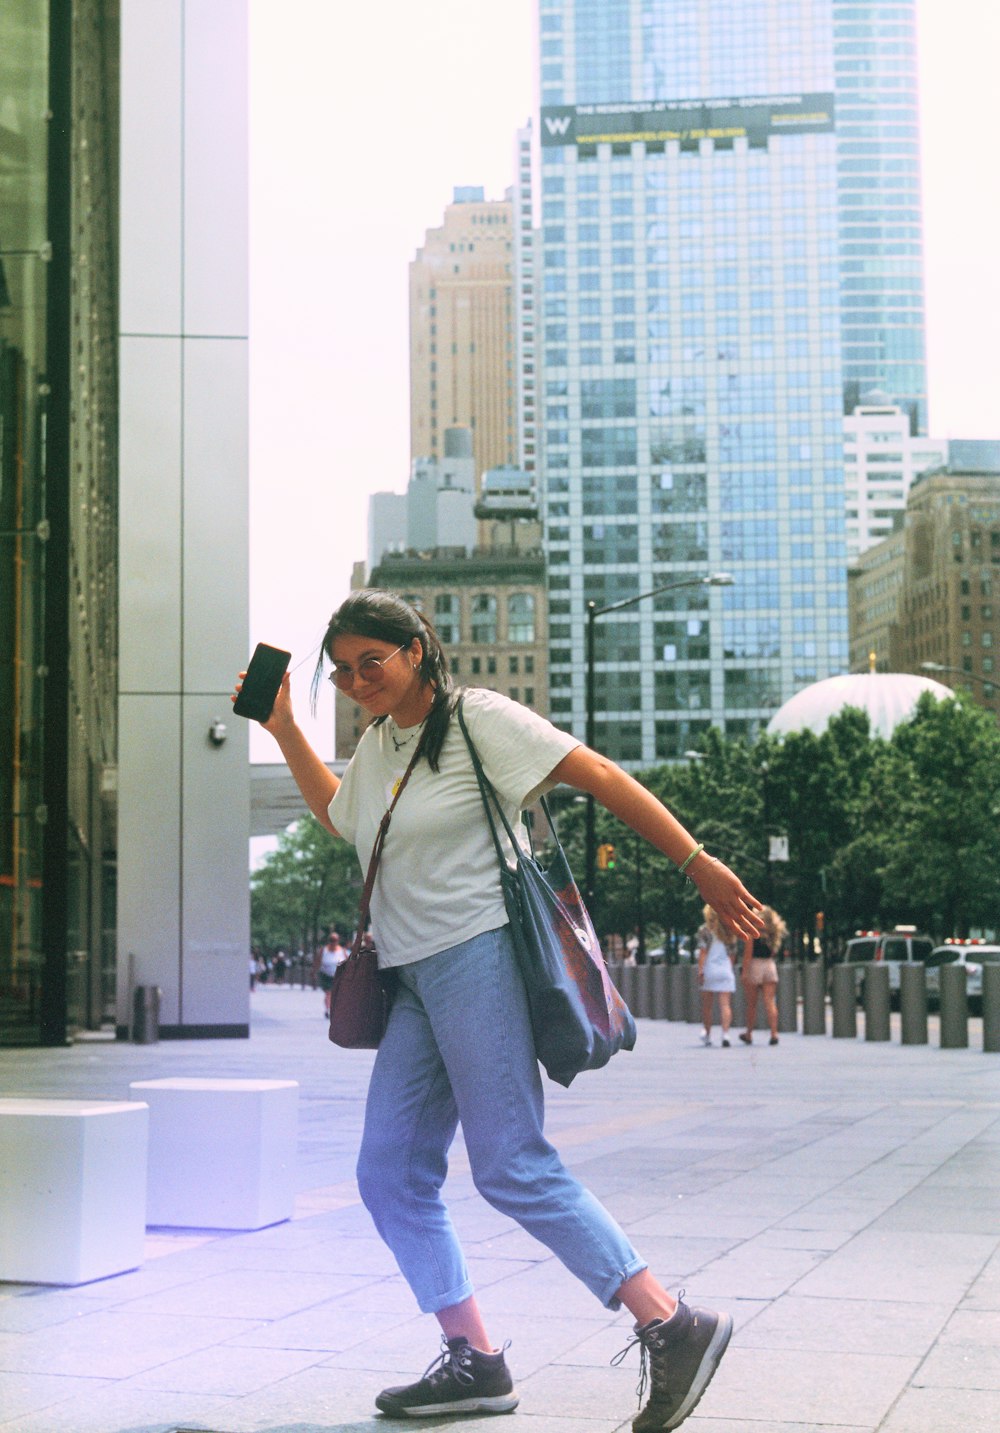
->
<box><xmin>539</xmin><ymin>0</ymin><xmax>860</xmax><ymax>761</ymax></box>
<box><xmin>833</xmin><ymin>2</ymin><xmax>926</xmax><ymax>430</ymax></box>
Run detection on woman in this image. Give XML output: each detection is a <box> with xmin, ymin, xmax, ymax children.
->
<box><xmin>696</xmin><ymin>907</ymin><xmax>736</xmax><ymax>1047</ymax></box>
<box><xmin>739</xmin><ymin>904</ymin><xmax>787</xmax><ymax>1047</ymax></box>
<box><xmin>234</xmin><ymin>590</ymin><xmax>761</xmax><ymax>1431</ymax></box>
<box><xmin>315</xmin><ymin>930</ymin><xmax>346</xmax><ymax>1017</ymax></box>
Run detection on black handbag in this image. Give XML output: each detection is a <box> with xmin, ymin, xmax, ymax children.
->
<box><xmin>328</xmin><ymin>733</ymin><xmax>424</xmax><ymax>1049</ymax></box>
<box><xmin>457</xmin><ymin>700</ymin><xmax>636</xmax><ymax>1086</ymax></box>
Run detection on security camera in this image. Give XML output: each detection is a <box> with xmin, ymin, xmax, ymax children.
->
<box><xmin>208</xmin><ymin>719</ymin><xmax>228</xmax><ymax>747</ymax></box>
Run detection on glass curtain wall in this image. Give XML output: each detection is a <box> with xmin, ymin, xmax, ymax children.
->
<box><xmin>0</xmin><ymin>1</ymin><xmax>52</xmax><ymax>1043</ymax></box>
<box><xmin>0</xmin><ymin>0</ymin><xmax>118</xmax><ymax>1045</ymax></box>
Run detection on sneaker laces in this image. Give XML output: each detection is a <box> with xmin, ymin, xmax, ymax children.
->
<box><xmin>610</xmin><ymin>1291</ymin><xmax>685</xmax><ymax>1406</ymax></box>
<box><xmin>421</xmin><ymin>1336</ymin><xmax>475</xmax><ymax>1390</ymax></box>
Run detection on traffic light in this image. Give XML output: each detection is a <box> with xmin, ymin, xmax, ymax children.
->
<box><xmin>597</xmin><ymin>843</ymin><xmax>617</xmax><ymax>871</ymax></box>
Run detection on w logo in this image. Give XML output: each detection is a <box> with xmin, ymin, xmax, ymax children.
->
<box><xmin>541</xmin><ymin>109</ymin><xmax>575</xmax><ymax>144</ymax></box>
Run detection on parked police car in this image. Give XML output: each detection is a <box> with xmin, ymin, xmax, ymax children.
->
<box><xmin>842</xmin><ymin>927</ymin><xmax>934</xmax><ymax>1002</ymax></box>
<box><xmin>924</xmin><ymin>941</ymin><xmax>1000</xmax><ymax>1011</ymax></box>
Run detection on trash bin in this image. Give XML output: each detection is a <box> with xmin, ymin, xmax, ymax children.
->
<box><xmin>133</xmin><ymin>985</ymin><xmax>161</xmax><ymax>1044</ymax></box>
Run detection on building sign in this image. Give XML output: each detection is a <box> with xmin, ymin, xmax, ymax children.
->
<box><xmin>541</xmin><ymin>93</ymin><xmax>835</xmax><ymax>151</ymax></box>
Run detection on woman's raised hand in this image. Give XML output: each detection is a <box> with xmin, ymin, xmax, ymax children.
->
<box><xmin>230</xmin><ymin>670</ymin><xmax>295</xmax><ymax>736</ymax></box>
<box><xmin>689</xmin><ymin>855</ymin><xmax>763</xmax><ymax>942</ymax></box>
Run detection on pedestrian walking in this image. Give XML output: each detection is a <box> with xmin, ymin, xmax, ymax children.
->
<box><xmin>739</xmin><ymin>904</ymin><xmax>787</xmax><ymax>1046</ymax></box>
<box><xmin>315</xmin><ymin>930</ymin><xmax>346</xmax><ymax>1017</ymax></box>
<box><xmin>696</xmin><ymin>907</ymin><xmax>736</xmax><ymax>1047</ymax></box>
<box><xmin>232</xmin><ymin>588</ymin><xmax>761</xmax><ymax>1430</ymax></box>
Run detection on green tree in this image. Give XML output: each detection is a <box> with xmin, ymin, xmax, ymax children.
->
<box><xmin>644</xmin><ymin>727</ymin><xmax>763</xmax><ymax>941</ymax></box>
<box><xmin>251</xmin><ymin>819</ymin><xmax>361</xmax><ymax>955</ymax></box>
<box><xmin>758</xmin><ymin>708</ymin><xmax>888</xmax><ymax>942</ymax></box>
<box><xmin>878</xmin><ymin>692</ymin><xmax>1000</xmax><ymax>935</ymax></box>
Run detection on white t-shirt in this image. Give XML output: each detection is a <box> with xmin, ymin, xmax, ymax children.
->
<box><xmin>328</xmin><ymin>687</ymin><xmax>579</xmax><ymax>968</ymax></box>
<box><xmin>319</xmin><ymin>944</ymin><xmax>345</xmax><ymax>975</ymax></box>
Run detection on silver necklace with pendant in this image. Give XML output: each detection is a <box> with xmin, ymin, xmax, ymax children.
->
<box><xmin>389</xmin><ymin>720</ymin><xmax>422</xmax><ymax>752</ymax></box>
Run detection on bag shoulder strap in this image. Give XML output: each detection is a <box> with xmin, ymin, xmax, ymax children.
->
<box><xmin>455</xmin><ymin>696</ymin><xmax>566</xmax><ymax>871</ymax></box>
<box><xmin>350</xmin><ymin>725</ymin><xmax>426</xmax><ymax>956</ymax></box>
<box><xmin>456</xmin><ymin>697</ymin><xmax>516</xmax><ymax>868</ymax></box>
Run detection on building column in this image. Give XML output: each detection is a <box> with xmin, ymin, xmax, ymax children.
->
<box><xmin>117</xmin><ymin>0</ymin><xmax>250</xmax><ymax>1037</ymax></box>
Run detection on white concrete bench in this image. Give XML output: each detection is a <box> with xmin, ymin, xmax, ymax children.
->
<box><xmin>0</xmin><ymin>1097</ymin><xmax>148</xmax><ymax>1285</ymax></box>
<box><xmin>129</xmin><ymin>1077</ymin><xmax>298</xmax><ymax>1229</ymax></box>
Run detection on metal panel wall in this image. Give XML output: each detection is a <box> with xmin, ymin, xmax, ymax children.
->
<box><xmin>118</xmin><ymin>0</ymin><xmax>249</xmax><ymax>1037</ymax></box>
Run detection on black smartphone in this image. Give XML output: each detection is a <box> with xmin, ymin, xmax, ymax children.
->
<box><xmin>232</xmin><ymin>643</ymin><xmax>291</xmax><ymax>721</ymax></box>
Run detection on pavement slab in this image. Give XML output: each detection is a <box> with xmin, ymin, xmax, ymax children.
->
<box><xmin>913</xmin><ymin>1307</ymin><xmax>1000</xmax><ymax>1390</ymax></box>
<box><xmin>0</xmin><ymin>1372</ymin><xmax>114</xmax><ymax>1423</ymax></box>
<box><xmin>1</xmin><ymin>986</ymin><xmax>999</xmax><ymax>1432</ymax></box>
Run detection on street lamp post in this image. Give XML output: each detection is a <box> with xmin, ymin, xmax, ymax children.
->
<box><xmin>584</xmin><ymin>572</ymin><xmax>733</xmax><ymax>908</ymax></box>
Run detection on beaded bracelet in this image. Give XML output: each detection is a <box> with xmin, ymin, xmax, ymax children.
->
<box><xmin>678</xmin><ymin>842</ymin><xmax>705</xmax><ymax>876</ymax></box>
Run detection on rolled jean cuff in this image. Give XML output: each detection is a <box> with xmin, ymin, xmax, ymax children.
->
<box><xmin>600</xmin><ymin>1256</ymin><xmax>648</xmax><ymax>1311</ymax></box>
<box><xmin>418</xmin><ymin>1277</ymin><xmax>475</xmax><ymax>1315</ymax></box>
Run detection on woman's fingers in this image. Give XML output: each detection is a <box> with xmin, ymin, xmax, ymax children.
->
<box><xmin>260</xmin><ymin>671</ymin><xmax>294</xmax><ymax>732</ymax></box>
<box><xmin>694</xmin><ymin>859</ymin><xmax>764</xmax><ymax>940</ymax></box>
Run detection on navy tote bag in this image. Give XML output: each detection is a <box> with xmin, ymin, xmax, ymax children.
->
<box><xmin>457</xmin><ymin>700</ymin><xmax>636</xmax><ymax>1087</ymax></box>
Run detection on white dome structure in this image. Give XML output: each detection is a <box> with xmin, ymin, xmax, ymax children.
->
<box><xmin>766</xmin><ymin>671</ymin><xmax>954</xmax><ymax>741</ymax></box>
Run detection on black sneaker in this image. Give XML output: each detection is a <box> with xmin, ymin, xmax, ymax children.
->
<box><xmin>375</xmin><ymin>1336</ymin><xmax>519</xmax><ymax>1418</ymax></box>
<box><xmin>613</xmin><ymin>1298</ymin><xmax>733</xmax><ymax>1431</ymax></box>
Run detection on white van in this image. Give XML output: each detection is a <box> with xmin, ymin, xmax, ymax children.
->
<box><xmin>873</xmin><ymin>926</ymin><xmax>935</xmax><ymax>993</ymax></box>
<box><xmin>841</xmin><ymin>926</ymin><xmax>934</xmax><ymax>1001</ymax></box>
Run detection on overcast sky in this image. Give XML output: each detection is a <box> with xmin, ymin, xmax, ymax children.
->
<box><xmin>248</xmin><ymin>0</ymin><xmax>1000</xmax><ymax>764</ymax></box>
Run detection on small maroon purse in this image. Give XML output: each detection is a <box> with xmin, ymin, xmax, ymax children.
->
<box><xmin>328</xmin><ymin>733</ymin><xmax>424</xmax><ymax>1049</ymax></box>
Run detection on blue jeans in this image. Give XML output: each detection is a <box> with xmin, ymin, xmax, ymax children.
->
<box><xmin>356</xmin><ymin>925</ymin><xmax>646</xmax><ymax>1314</ymax></box>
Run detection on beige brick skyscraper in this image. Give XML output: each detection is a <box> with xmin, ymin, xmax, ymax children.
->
<box><xmin>410</xmin><ymin>187</ymin><xmax>516</xmax><ymax>481</ymax></box>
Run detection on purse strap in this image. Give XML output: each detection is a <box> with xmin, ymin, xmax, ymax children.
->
<box><xmin>455</xmin><ymin>695</ymin><xmax>564</xmax><ymax>873</ymax></box>
<box><xmin>349</xmin><ymin>724</ymin><xmax>427</xmax><ymax>956</ymax></box>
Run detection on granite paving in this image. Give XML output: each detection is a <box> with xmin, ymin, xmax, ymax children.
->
<box><xmin>1</xmin><ymin>984</ymin><xmax>998</xmax><ymax>1432</ymax></box>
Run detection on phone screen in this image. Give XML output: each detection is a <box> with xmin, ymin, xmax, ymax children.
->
<box><xmin>232</xmin><ymin>643</ymin><xmax>291</xmax><ymax>721</ymax></box>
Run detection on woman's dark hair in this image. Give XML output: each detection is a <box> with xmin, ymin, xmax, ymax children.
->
<box><xmin>311</xmin><ymin>589</ymin><xmax>460</xmax><ymax>771</ymax></box>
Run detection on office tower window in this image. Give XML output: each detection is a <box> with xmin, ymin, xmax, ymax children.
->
<box><xmin>508</xmin><ymin>593</ymin><xmax>536</xmax><ymax>642</ymax></box>
<box><xmin>435</xmin><ymin>593</ymin><xmax>461</xmax><ymax>644</ymax></box>
<box><xmin>472</xmin><ymin>594</ymin><xmax>498</xmax><ymax>643</ymax></box>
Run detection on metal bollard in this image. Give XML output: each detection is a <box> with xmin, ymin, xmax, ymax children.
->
<box><xmin>831</xmin><ymin>964</ymin><xmax>857</xmax><ymax>1039</ymax></box>
<box><xmin>668</xmin><ymin>963</ymin><xmax>686</xmax><ymax>1020</ymax></box>
<box><xmin>633</xmin><ymin>964</ymin><xmax>652</xmax><ymax>1019</ymax></box>
<box><xmin>939</xmin><ymin>963</ymin><xmax>969</xmax><ymax>1049</ymax></box>
<box><xmin>981</xmin><ymin>962</ymin><xmax>1000</xmax><ymax>1054</ymax></box>
<box><xmin>777</xmin><ymin>964</ymin><xmax>797</xmax><ymax>1033</ymax></box>
<box><xmin>132</xmin><ymin>985</ymin><xmax>161</xmax><ymax>1044</ymax></box>
<box><xmin>802</xmin><ymin>962</ymin><xmax>826</xmax><ymax>1034</ymax></box>
<box><xmin>651</xmin><ymin>963</ymin><xmax>669</xmax><ymax>1021</ymax></box>
<box><xmin>619</xmin><ymin>963</ymin><xmax>638</xmax><ymax>1014</ymax></box>
<box><xmin>899</xmin><ymin>962</ymin><xmax>928</xmax><ymax>1045</ymax></box>
<box><xmin>863</xmin><ymin>962</ymin><xmax>891</xmax><ymax>1041</ymax></box>
<box><xmin>685</xmin><ymin>962</ymin><xmax>702</xmax><ymax>1023</ymax></box>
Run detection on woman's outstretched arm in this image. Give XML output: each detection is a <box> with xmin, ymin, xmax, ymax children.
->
<box><xmin>548</xmin><ymin>744</ymin><xmax>762</xmax><ymax>941</ymax></box>
<box><xmin>232</xmin><ymin>671</ymin><xmax>341</xmax><ymax>835</ymax></box>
